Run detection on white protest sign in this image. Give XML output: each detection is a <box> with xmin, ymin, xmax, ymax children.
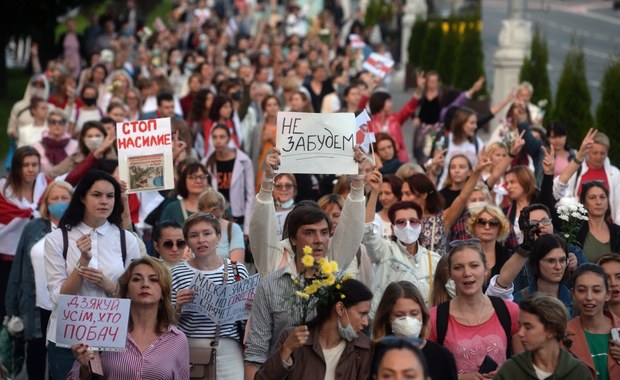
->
<box><xmin>275</xmin><ymin>112</ymin><xmax>357</xmax><ymax>175</ymax></box>
<box><xmin>116</xmin><ymin>117</ymin><xmax>175</xmax><ymax>194</ymax></box>
<box><xmin>56</xmin><ymin>295</ymin><xmax>131</xmax><ymax>351</ymax></box>
<box><xmin>184</xmin><ymin>273</ymin><xmax>260</xmax><ymax>324</ymax></box>
<box><xmin>349</xmin><ymin>34</ymin><xmax>366</xmax><ymax>50</ymax></box>
<box><xmin>362</xmin><ymin>52</ymin><xmax>394</xmax><ymax>79</ymax></box>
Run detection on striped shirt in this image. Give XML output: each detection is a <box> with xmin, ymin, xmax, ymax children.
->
<box><xmin>67</xmin><ymin>325</ymin><xmax>189</xmax><ymax>379</ymax></box>
<box><xmin>171</xmin><ymin>260</ymin><xmax>249</xmax><ymax>339</ymax></box>
<box><xmin>244</xmin><ymin>267</ymin><xmax>314</xmax><ymax>365</ymax></box>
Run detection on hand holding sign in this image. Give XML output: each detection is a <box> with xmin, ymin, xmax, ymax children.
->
<box><xmin>265</xmin><ymin>147</ymin><xmax>282</xmax><ymax>178</ymax></box>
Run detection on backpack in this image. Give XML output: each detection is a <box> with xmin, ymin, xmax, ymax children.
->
<box><xmin>61</xmin><ymin>227</ymin><xmax>127</xmax><ymax>265</ymax></box>
<box><xmin>436</xmin><ymin>296</ymin><xmax>512</xmax><ymax>358</ymax></box>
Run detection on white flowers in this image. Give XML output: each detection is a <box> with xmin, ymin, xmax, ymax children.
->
<box><xmin>557</xmin><ymin>200</ymin><xmax>589</xmax><ymax>246</ymax></box>
<box><xmin>537</xmin><ymin>99</ymin><xmax>548</xmax><ymax>109</ymax></box>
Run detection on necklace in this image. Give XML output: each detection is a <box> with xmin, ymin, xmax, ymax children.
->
<box><xmin>456</xmin><ymin>297</ymin><xmax>488</xmax><ymax>326</ymax></box>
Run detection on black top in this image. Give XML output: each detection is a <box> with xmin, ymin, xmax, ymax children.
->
<box><xmin>418</xmin><ymin>96</ymin><xmax>441</xmax><ymax>125</ymax></box>
<box><xmin>216</xmin><ymin>158</ymin><xmax>235</xmax><ymax>202</ymax></box>
<box><xmin>422</xmin><ymin>340</ymin><xmax>458</xmax><ymax>380</ymax></box>
<box><xmin>439</xmin><ymin>188</ymin><xmax>461</xmax><ymax>209</ymax></box>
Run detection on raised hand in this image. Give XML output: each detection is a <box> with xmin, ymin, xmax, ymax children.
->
<box><xmin>265</xmin><ymin>147</ymin><xmax>282</xmax><ymax>179</ymax></box>
<box><xmin>576</xmin><ymin>128</ymin><xmax>598</xmax><ymax>162</ymax></box>
<box><xmin>541</xmin><ymin>145</ymin><xmax>555</xmax><ymax>175</ymax></box>
<box><xmin>76</xmin><ymin>234</ymin><xmax>92</xmax><ymax>260</ymax></box>
<box><xmin>467</xmin><ymin>76</ymin><xmax>485</xmax><ymax>98</ymax></box>
<box><xmin>367</xmin><ymin>169</ymin><xmax>382</xmax><ymax>193</ymax></box>
<box><xmin>510</xmin><ymin>130</ymin><xmax>526</xmax><ymax>156</ymax></box>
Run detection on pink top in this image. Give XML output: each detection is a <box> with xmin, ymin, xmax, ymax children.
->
<box><xmin>428</xmin><ymin>299</ymin><xmax>519</xmax><ymax>374</ymax></box>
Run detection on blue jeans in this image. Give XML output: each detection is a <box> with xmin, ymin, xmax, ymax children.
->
<box><xmin>47</xmin><ymin>341</ymin><xmax>75</xmax><ymax>380</ymax></box>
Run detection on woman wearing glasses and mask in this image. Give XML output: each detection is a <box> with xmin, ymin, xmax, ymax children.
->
<box><xmin>466</xmin><ymin>205</ymin><xmax>512</xmax><ymax>292</ymax></box>
<box><xmin>159</xmin><ymin>162</ymin><xmax>210</xmax><ymax>225</ymax></box>
<box><xmin>576</xmin><ymin>180</ymin><xmax>620</xmax><ymax>262</ymax></box>
<box><xmin>152</xmin><ymin>221</ymin><xmax>188</xmax><ymax>268</ymax></box>
<box><xmin>364</xmin><ymin>170</ymin><xmax>441</xmax><ymax>318</ymax></box>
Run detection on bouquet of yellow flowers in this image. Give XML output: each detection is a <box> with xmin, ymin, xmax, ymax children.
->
<box><xmin>291</xmin><ymin>246</ymin><xmax>352</xmax><ymax>325</ymax></box>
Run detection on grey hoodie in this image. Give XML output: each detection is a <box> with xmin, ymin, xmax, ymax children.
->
<box><xmin>494</xmin><ymin>348</ymin><xmax>592</xmax><ymax>380</ymax></box>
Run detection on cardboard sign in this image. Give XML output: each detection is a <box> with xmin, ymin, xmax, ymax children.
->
<box><xmin>116</xmin><ymin>118</ymin><xmax>175</xmax><ymax>193</ymax></box>
<box><xmin>56</xmin><ymin>295</ymin><xmax>131</xmax><ymax>351</ymax></box>
<box><xmin>362</xmin><ymin>52</ymin><xmax>394</xmax><ymax>78</ymax></box>
<box><xmin>275</xmin><ymin>112</ymin><xmax>357</xmax><ymax>175</ymax></box>
<box><xmin>184</xmin><ymin>274</ymin><xmax>260</xmax><ymax>324</ymax></box>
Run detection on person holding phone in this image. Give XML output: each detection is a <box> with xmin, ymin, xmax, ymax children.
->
<box><xmin>495</xmin><ymin>294</ymin><xmax>592</xmax><ymax>380</ymax></box>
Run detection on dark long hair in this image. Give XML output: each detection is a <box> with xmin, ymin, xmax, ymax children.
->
<box><xmin>59</xmin><ymin>170</ymin><xmax>123</xmax><ymax>229</ymax></box>
<box><xmin>403</xmin><ymin>173</ymin><xmax>445</xmax><ymax>214</ymax></box>
<box><xmin>4</xmin><ymin>146</ymin><xmax>40</xmax><ymax>198</ymax></box>
<box><xmin>208</xmin><ymin>94</ymin><xmax>233</xmax><ymax>121</ymax></box>
<box><xmin>529</xmin><ymin>234</ymin><xmax>569</xmax><ymax>282</ymax></box>
<box><xmin>307</xmin><ymin>279</ymin><xmax>372</xmax><ymax>329</ymax></box>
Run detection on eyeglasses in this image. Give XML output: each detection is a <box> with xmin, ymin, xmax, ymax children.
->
<box><xmin>529</xmin><ymin>217</ymin><xmax>552</xmax><ymax>227</ymax></box>
<box><xmin>475</xmin><ymin>218</ymin><xmax>501</xmax><ymax>228</ymax></box>
<box><xmin>48</xmin><ymin>118</ymin><xmax>66</xmax><ymax>125</ymax></box>
<box><xmin>188</xmin><ymin>174</ymin><xmax>209</xmax><ymax>182</ymax></box>
<box><xmin>275</xmin><ymin>183</ymin><xmax>294</xmax><ymax>190</ymax></box>
<box><xmin>394</xmin><ymin>218</ymin><xmax>421</xmax><ymax>229</ymax></box>
<box><xmin>161</xmin><ymin>240</ymin><xmax>187</xmax><ymax>250</ymax></box>
<box><xmin>541</xmin><ymin>257</ymin><xmax>568</xmax><ymax>266</ymax></box>
<box><xmin>448</xmin><ymin>238</ymin><xmax>481</xmax><ymax>248</ymax></box>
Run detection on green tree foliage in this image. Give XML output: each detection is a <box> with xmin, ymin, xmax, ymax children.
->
<box><xmin>519</xmin><ymin>24</ymin><xmax>553</xmax><ymax>119</ymax></box>
<box><xmin>452</xmin><ymin>18</ymin><xmax>487</xmax><ymax>97</ymax></box>
<box><xmin>408</xmin><ymin>18</ymin><xmax>428</xmax><ymax>68</ymax></box>
<box><xmin>419</xmin><ymin>21</ymin><xmax>443</xmax><ymax>71</ymax></box>
<box><xmin>553</xmin><ymin>39</ymin><xmax>593</xmax><ymax>148</ymax></box>
<box><xmin>595</xmin><ymin>56</ymin><xmax>620</xmax><ymax>165</ymax></box>
<box><xmin>436</xmin><ymin>18</ymin><xmax>461</xmax><ymax>86</ymax></box>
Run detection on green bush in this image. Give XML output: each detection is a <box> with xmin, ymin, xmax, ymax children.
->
<box><xmin>408</xmin><ymin>17</ymin><xmax>427</xmax><ymax>68</ymax></box>
<box><xmin>419</xmin><ymin>20</ymin><xmax>443</xmax><ymax>71</ymax></box>
<box><xmin>595</xmin><ymin>55</ymin><xmax>620</xmax><ymax>166</ymax></box>
<box><xmin>553</xmin><ymin>38</ymin><xmax>593</xmax><ymax>148</ymax></box>
<box><xmin>436</xmin><ymin>18</ymin><xmax>461</xmax><ymax>86</ymax></box>
<box><xmin>452</xmin><ymin>18</ymin><xmax>487</xmax><ymax>97</ymax></box>
<box><xmin>519</xmin><ymin>24</ymin><xmax>553</xmax><ymax>119</ymax></box>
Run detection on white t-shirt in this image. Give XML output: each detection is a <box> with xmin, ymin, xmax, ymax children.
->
<box><xmin>30</xmin><ymin>237</ymin><xmax>53</xmax><ymax>310</ymax></box>
<box><xmin>322</xmin><ymin>340</ymin><xmax>347</xmax><ymax>380</ymax></box>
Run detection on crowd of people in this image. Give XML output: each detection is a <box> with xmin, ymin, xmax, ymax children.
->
<box><xmin>1</xmin><ymin>0</ymin><xmax>620</xmax><ymax>379</ymax></box>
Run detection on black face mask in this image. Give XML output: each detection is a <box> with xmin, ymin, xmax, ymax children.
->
<box><xmin>83</xmin><ymin>97</ymin><xmax>97</xmax><ymax>106</ymax></box>
<box><xmin>231</xmin><ymin>91</ymin><xmax>242</xmax><ymax>101</ymax></box>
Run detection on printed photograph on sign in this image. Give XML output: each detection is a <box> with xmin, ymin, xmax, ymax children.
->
<box><xmin>127</xmin><ymin>154</ymin><xmax>165</xmax><ymax>191</ymax></box>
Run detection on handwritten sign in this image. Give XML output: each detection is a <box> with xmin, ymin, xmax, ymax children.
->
<box><xmin>275</xmin><ymin>112</ymin><xmax>357</xmax><ymax>174</ymax></box>
<box><xmin>116</xmin><ymin>118</ymin><xmax>175</xmax><ymax>193</ymax></box>
<box><xmin>56</xmin><ymin>295</ymin><xmax>130</xmax><ymax>351</ymax></box>
<box><xmin>184</xmin><ymin>274</ymin><xmax>260</xmax><ymax>323</ymax></box>
<box><xmin>363</xmin><ymin>53</ymin><xmax>394</xmax><ymax>79</ymax></box>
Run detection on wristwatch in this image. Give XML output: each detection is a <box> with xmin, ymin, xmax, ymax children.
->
<box><xmin>75</xmin><ymin>262</ymin><xmax>83</xmax><ymax>272</ymax></box>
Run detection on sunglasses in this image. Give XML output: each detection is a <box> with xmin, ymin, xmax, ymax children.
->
<box><xmin>275</xmin><ymin>183</ymin><xmax>294</xmax><ymax>190</ymax></box>
<box><xmin>529</xmin><ymin>217</ymin><xmax>552</xmax><ymax>227</ymax></box>
<box><xmin>48</xmin><ymin>118</ymin><xmax>67</xmax><ymax>125</ymax></box>
<box><xmin>161</xmin><ymin>240</ymin><xmax>187</xmax><ymax>250</ymax></box>
<box><xmin>475</xmin><ymin>218</ymin><xmax>500</xmax><ymax>228</ymax></box>
<box><xmin>394</xmin><ymin>218</ymin><xmax>421</xmax><ymax>229</ymax></box>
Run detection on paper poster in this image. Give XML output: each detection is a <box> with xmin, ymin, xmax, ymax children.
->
<box><xmin>349</xmin><ymin>34</ymin><xmax>366</xmax><ymax>50</ymax></box>
<box><xmin>184</xmin><ymin>273</ymin><xmax>260</xmax><ymax>324</ymax></box>
<box><xmin>362</xmin><ymin>52</ymin><xmax>394</xmax><ymax>78</ymax></box>
<box><xmin>275</xmin><ymin>112</ymin><xmax>357</xmax><ymax>175</ymax></box>
<box><xmin>56</xmin><ymin>295</ymin><xmax>131</xmax><ymax>351</ymax></box>
<box><xmin>116</xmin><ymin>118</ymin><xmax>174</xmax><ymax>193</ymax></box>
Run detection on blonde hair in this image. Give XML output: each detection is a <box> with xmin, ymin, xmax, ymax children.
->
<box><xmin>466</xmin><ymin>204</ymin><xmax>511</xmax><ymax>242</ymax></box>
<box><xmin>39</xmin><ymin>181</ymin><xmax>73</xmax><ymax>220</ymax></box>
<box><xmin>198</xmin><ymin>188</ymin><xmax>227</xmax><ymax>212</ymax></box>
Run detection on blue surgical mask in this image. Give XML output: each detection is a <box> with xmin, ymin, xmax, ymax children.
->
<box><xmin>276</xmin><ymin>199</ymin><xmax>294</xmax><ymax>209</ymax></box>
<box><xmin>48</xmin><ymin>202</ymin><xmax>69</xmax><ymax>220</ymax></box>
<box><xmin>337</xmin><ymin>309</ymin><xmax>358</xmax><ymax>342</ymax></box>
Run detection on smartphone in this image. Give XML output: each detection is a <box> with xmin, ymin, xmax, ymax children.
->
<box><xmin>612</xmin><ymin>327</ymin><xmax>620</xmax><ymax>342</ymax></box>
<box><xmin>479</xmin><ymin>355</ymin><xmax>498</xmax><ymax>374</ymax></box>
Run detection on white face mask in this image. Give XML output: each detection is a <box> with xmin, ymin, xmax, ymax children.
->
<box><xmin>445</xmin><ymin>279</ymin><xmax>456</xmax><ymax>298</ymax></box>
<box><xmin>393</xmin><ymin>222</ymin><xmax>421</xmax><ymax>245</ymax></box>
<box><xmin>467</xmin><ymin>201</ymin><xmax>488</xmax><ymax>214</ymax></box>
<box><xmin>84</xmin><ymin>136</ymin><xmax>104</xmax><ymax>151</ymax></box>
<box><xmin>391</xmin><ymin>316</ymin><xmax>423</xmax><ymax>338</ymax></box>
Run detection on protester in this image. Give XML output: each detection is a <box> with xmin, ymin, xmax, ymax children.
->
<box><xmin>5</xmin><ymin>181</ymin><xmax>72</xmax><ymax>380</ymax></box>
<box><xmin>171</xmin><ymin>212</ymin><xmax>249</xmax><ymax>379</ymax></box>
<box><xmin>495</xmin><ymin>294</ymin><xmax>592</xmax><ymax>380</ymax></box>
<box><xmin>597</xmin><ymin>253</ymin><xmax>620</xmax><ymax>318</ymax></box>
<box><xmin>44</xmin><ymin>170</ymin><xmax>141</xmax><ymax>379</ymax></box>
<box><xmin>372</xmin><ymin>281</ymin><xmax>458</xmax><ymax>380</ymax></box>
<box><xmin>33</xmin><ymin>109</ymin><xmax>79</xmax><ymax>178</ymax></box>
<box><xmin>374</xmin><ymin>174</ymin><xmax>403</xmax><ymax>239</ymax></box>
<box><xmin>151</xmin><ymin>220</ymin><xmax>187</xmax><ymax>268</ymax></box>
<box><xmin>67</xmin><ymin>257</ymin><xmax>190</xmax><ymax>379</ymax></box>
<box><xmin>255</xmin><ymin>279</ymin><xmax>372</xmax><ymax>379</ymax></box>
<box><xmin>159</xmin><ymin>162</ymin><xmax>210</xmax><ymax>225</ymax></box>
<box><xmin>577</xmin><ymin>180</ymin><xmax>620</xmax><ymax>261</ymax></box>
<box><xmin>369</xmin><ymin>336</ymin><xmax>432</xmax><ymax>380</ymax></box>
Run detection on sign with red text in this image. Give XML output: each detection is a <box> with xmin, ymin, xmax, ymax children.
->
<box><xmin>362</xmin><ymin>52</ymin><xmax>394</xmax><ymax>79</ymax></box>
<box><xmin>275</xmin><ymin>112</ymin><xmax>357</xmax><ymax>175</ymax></box>
<box><xmin>56</xmin><ymin>295</ymin><xmax>131</xmax><ymax>351</ymax></box>
<box><xmin>184</xmin><ymin>273</ymin><xmax>259</xmax><ymax>324</ymax></box>
<box><xmin>116</xmin><ymin>118</ymin><xmax>174</xmax><ymax>193</ymax></box>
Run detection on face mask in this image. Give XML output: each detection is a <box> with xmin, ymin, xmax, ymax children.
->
<box><xmin>337</xmin><ymin>309</ymin><xmax>358</xmax><ymax>342</ymax></box>
<box><xmin>123</xmin><ymin>28</ymin><xmax>133</xmax><ymax>37</ymax></box>
<box><xmin>230</xmin><ymin>61</ymin><xmax>240</xmax><ymax>71</ymax></box>
<box><xmin>467</xmin><ymin>201</ymin><xmax>488</xmax><ymax>214</ymax></box>
<box><xmin>241</xmin><ymin>58</ymin><xmax>251</xmax><ymax>66</ymax></box>
<box><xmin>260</xmin><ymin>49</ymin><xmax>271</xmax><ymax>56</ymax></box>
<box><xmin>185</xmin><ymin>62</ymin><xmax>195</xmax><ymax>73</ymax></box>
<box><xmin>152</xmin><ymin>49</ymin><xmax>161</xmax><ymax>57</ymax></box>
<box><xmin>82</xmin><ymin>97</ymin><xmax>97</xmax><ymax>106</ymax></box>
<box><xmin>276</xmin><ymin>199</ymin><xmax>294</xmax><ymax>209</ymax></box>
<box><xmin>48</xmin><ymin>202</ymin><xmax>69</xmax><ymax>220</ymax></box>
<box><xmin>84</xmin><ymin>136</ymin><xmax>104</xmax><ymax>151</ymax></box>
<box><xmin>391</xmin><ymin>316</ymin><xmax>423</xmax><ymax>338</ymax></box>
<box><xmin>175</xmin><ymin>56</ymin><xmax>182</xmax><ymax>65</ymax></box>
<box><xmin>445</xmin><ymin>279</ymin><xmax>456</xmax><ymax>298</ymax></box>
<box><xmin>393</xmin><ymin>222</ymin><xmax>421</xmax><ymax>245</ymax></box>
